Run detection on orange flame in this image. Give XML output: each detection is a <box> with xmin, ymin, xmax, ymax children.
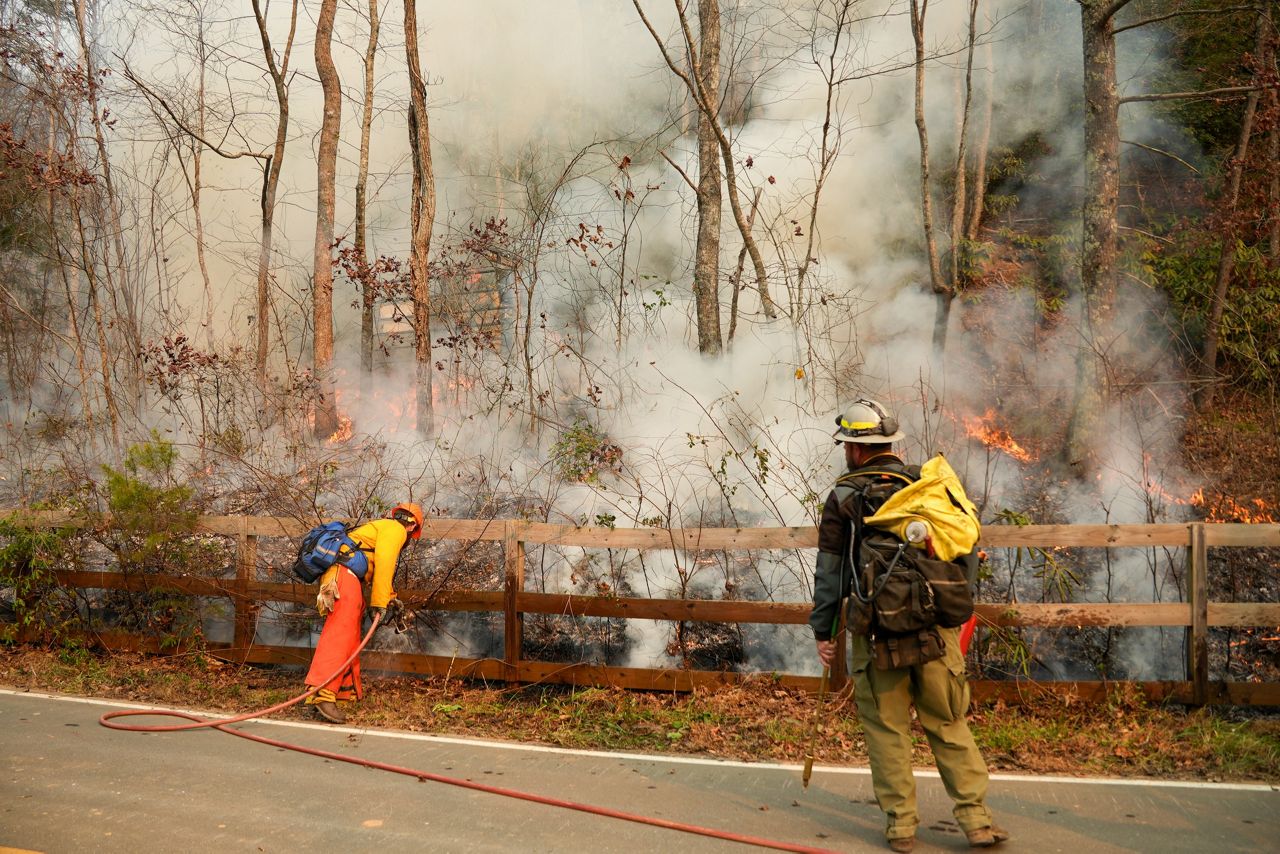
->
<box><xmin>1145</xmin><ymin>484</ymin><xmax>1277</xmax><ymax>523</ymax></box>
<box><xmin>1196</xmin><ymin>493</ymin><xmax>1276</xmax><ymax>524</ymax></box>
<box><xmin>960</xmin><ymin>408</ymin><xmax>1035</xmax><ymax>462</ymax></box>
<box><xmin>327</xmin><ymin>414</ymin><xmax>353</xmax><ymax>444</ymax></box>
<box><xmin>323</xmin><ymin>386</ymin><xmax>355</xmax><ymax>444</ymax></box>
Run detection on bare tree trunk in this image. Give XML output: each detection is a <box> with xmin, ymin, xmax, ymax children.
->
<box><xmin>190</xmin><ymin>153</ymin><xmax>215</xmax><ymax>351</ymax></box>
<box><xmin>312</xmin><ymin>0</ymin><xmax>341</xmax><ymax>440</ymax></box>
<box><xmin>1080</xmin><ymin>1</ymin><xmax>1120</xmax><ymax>265</ymax></box>
<box><xmin>1268</xmin><ymin>21</ymin><xmax>1279</xmax><ymax>267</ymax></box>
<box><xmin>45</xmin><ymin>8</ymin><xmax>97</xmax><ymax>433</ymax></box>
<box><xmin>251</xmin><ymin>0</ymin><xmax>297</xmax><ymax>395</ymax></box>
<box><xmin>188</xmin><ymin>19</ymin><xmax>214</xmax><ymax>351</ymax></box>
<box><xmin>53</xmin><ymin>231</ymin><xmax>98</xmax><ymax>435</ymax></box>
<box><xmin>71</xmin><ymin>192</ymin><xmax>121</xmax><ymax>448</ymax></box>
<box><xmin>524</xmin><ymin>265</ymin><xmax>537</xmax><ymax>423</ymax></box>
<box><xmin>727</xmin><ymin>187</ymin><xmax>762</xmax><ymax>344</ymax></box>
<box><xmin>633</xmin><ymin>1</ymin><xmax>776</xmax><ymax>319</ymax></box>
<box><xmin>1197</xmin><ymin>9</ymin><xmax>1267</xmax><ymax>410</ymax></box>
<box><xmin>74</xmin><ymin>0</ymin><xmax>140</xmax><ymax>413</ymax></box>
<box><xmin>1064</xmin><ymin>0</ymin><xmax>1132</xmax><ymax>470</ymax></box>
<box><xmin>692</xmin><ymin>0</ymin><xmax>723</xmax><ymax>354</ymax></box>
<box><xmin>966</xmin><ymin>39</ymin><xmax>994</xmax><ymax>242</ymax></box>
<box><xmin>949</xmin><ymin>0</ymin><xmax>979</xmax><ymax>298</ymax></box>
<box><xmin>356</xmin><ymin>0</ymin><xmax>381</xmax><ymax>378</ymax></box>
<box><xmin>405</xmin><ymin>0</ymin><xmax>436</xmax><ymax>436</ymax></box>
<box><xmin>614</xmin><ymin>162</ymin><xmax>636</xmax><ymax>350</ymax></box>
<box><xmin>1270</xmin><ymin>117</ymin><xmax>1279</xmax><ymax>266</ymax></box>
<box><xmin>909</xmin><ymin>0</ymin><xmax>949</xmax><ymax>353</ymax></box>
<box><xmin>721</xmin><ymin>131</ymin><xmax>775</xmax><ymax>318</ymax></box>
<box><xmin>795</xmin><ymin>0</ymin><xmax>857</xmax><ymax>304</ymax></box>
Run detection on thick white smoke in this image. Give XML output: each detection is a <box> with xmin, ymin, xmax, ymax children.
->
<box><xmin>9</xmin><ymin>0</ymin><xmax>1202</xmax><ymax>678</ymax></box>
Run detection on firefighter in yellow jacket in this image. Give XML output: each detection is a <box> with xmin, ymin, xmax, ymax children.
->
<box><xmin>305</xmin><ymin>502</ymin><xmax>423</xmax><ymax>724</ymax></box>
<box><xmin>810</xmin><ymin>400</ymin><xmax>1008</xmax><ymax>852</ymax></box>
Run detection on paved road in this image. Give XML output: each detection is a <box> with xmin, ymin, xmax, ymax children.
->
<box><xmin>1</xmin><ymin>688</ymin><xmax>1275</xmax><ymax>853</ymax></box>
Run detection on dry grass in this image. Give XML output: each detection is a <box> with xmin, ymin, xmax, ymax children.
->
<box><xmin>3</xmin><ymin>644</ymin><xmax>1276</xmax><ymax>783</ymax></box>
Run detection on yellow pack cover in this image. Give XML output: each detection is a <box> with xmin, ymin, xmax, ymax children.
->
<box><xmin>863</xmin><ymin>453</ymin><xmax>980</xmax><ymax>562</ymax></box>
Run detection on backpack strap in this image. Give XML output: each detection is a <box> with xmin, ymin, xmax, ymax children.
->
<box><xmin>341</xmin><ymin>521</ymin><xmax>375</xmax><ymax>555</ymax></box>
<box><xmin>843</xmin><ymin>468</ymin><xmax>918</xmax><ymax>605</ymax></box>
<box><xmin>835</xmin><ymin>469</ymin><xmax>916</xmax><ymax>488</ymax></box>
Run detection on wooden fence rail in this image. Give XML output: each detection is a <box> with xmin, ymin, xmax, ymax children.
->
<box><xmin>4</xmin><ymin>512</ymin><xmax>1280</xmax><ymax>705</ymax></box>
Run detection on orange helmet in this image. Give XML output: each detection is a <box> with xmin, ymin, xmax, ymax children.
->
<box><xmin>388</xmin><ymin>501</ymin><xmax>424</xmax><ymax>539</ymax></box>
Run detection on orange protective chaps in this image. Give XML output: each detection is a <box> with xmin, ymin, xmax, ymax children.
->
<box><xmin>305</xmin><ymin>567</ymin><xmax>365</xmax><ymax>701</ymax></box>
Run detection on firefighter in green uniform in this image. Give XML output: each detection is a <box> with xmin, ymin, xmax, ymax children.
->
<box><xmin>810</xmin><ymin>399</ymin><xmax>1009</xmax><ymax>853</ymax></box>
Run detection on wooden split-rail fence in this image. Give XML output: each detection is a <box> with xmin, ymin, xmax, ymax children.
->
<box><xmin>5</xmin><ymin>512</ymin><xmax>1279</xmax><ymax>706</ymax></box>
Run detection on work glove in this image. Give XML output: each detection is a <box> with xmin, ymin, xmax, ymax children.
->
<box><xmin>316</xmin><ymin>580</ymin><xmax>339</xmax><ymax>617</ymax></box>
<box><xmin>385</xmin><ymin>598</ymin><xmax>410</xmax><ymax>633</ymax></box>
<box><xmin>367</xmin><ymin>606</ymin><xmax>385</xmax><ymax>622</ymax></box>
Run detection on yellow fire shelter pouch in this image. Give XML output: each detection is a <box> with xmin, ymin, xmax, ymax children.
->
<box><xmin>863</xmin><ymin>453</ymin><xmax>980</xmax><ymax>562</ymax></box>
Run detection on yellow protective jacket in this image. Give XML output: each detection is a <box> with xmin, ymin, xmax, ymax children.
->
<box><xmin>863</xmin><ymin>453</ymin><xmax>980</xmax><ymax>562</ymax></box>
<box><xmin>318</xmin><ymin>518</ymin><xmax>406</xmax><ymax>609</ymax></box>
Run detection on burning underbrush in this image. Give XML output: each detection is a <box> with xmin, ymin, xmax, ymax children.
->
<box><xmin>523</xmin><ymin>552</ymin><xmax>634</xmax><ymax>666</ymax></box>
<box><xmin>289</xmin><ymin>390</ymin><xmax>1277</xmax><ymax>686</ymax></box>
<box><xmin>924</xmin><ymin>386</ymin><xmax>1279</xmax><ymax>687</ymax></box>
<box><xmin>1180</xmin><ymin>392</ymin><xmax>1280</xmax><ymax>687</ymax></box>
<box><xmin>3</xmin><ymin>346</ymin><xmax>1275</xmax><ymax>693</ymax></box>
<box><xmin>1208</xmin><ymin>542</ymin><xmax>1280</xmax><ymax>686</ymax></box>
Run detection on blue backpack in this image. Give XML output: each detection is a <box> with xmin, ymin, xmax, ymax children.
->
<box><xmin>290</xmin><ymin>521</ymin><xmax>370</xmax><ymax>583</ymax></box>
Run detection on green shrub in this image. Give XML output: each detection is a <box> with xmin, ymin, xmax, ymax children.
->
<box><xmin>552</xmin><ymin>420</ymin><xmax>623</xmax><ymax>484</ymax></box>
<box><xmin>0</xmin><ymin>518</ymin><xmax>79</xmax><ymax>645</ymax></box>
<box><xmin>1149</xmin><ymin>236</ymin><xmax>1280</xmax><ymax>389</ymax></box>
<box><xmin>99</xmin><ymin>431</ymin><xmax>201</xmax><ymax>573</ymax></box>
<box><xmin>95</xmin><ymin>432</ymin><xmax>213</xmax><ymax>649</ymax></box>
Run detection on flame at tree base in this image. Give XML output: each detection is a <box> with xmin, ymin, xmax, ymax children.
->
<box><xmin>327</xmin><ymin>415</ymin><xmax>354</xmax><ymax>444</ymax></box>
<box><xmin>953</xmin><ymin>407</ymin><xmax>1036</xmax><ymax>462</ymax></box>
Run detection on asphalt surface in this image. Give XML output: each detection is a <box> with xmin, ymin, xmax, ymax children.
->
<box><xmin>1</xmin><ymin>688</ymin><xmax>1276</xmax><ymax>853</ymax></box>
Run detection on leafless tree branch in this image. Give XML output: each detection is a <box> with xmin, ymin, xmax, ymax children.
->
<box><xmin>118</xmin><ymin>59</ymin><xmax>267</xmax><ymax>161</ymax></box>
<box><xmin>1121</xmin><ymin>138</ymin><xmax>1200</xmax><ymax>173</ymax></box>
<box><xmin>659</xmin><ymin>149</ymin><xmax>698</xmax><ymax>192</ymax></box>
<box><xmin>1113</xmin><ymin>4</ymin><xmax>1258</xmax><ymax>36</ymax></box>
<box><xmin>1120</xmin><ymin>82</ymin><xmax>1280</xmax><ymax>103</ymax></box>
<box><xmin>1095</xmin><ymin>0</ymin><xmax>1139</xmax><ymax>27</ymax></box>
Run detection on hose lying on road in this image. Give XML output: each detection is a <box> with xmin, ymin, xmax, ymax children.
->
<box><xmin>99</xmin><ymin>613</ymin><xmax>838</xmax><ymax>854</ymax></box>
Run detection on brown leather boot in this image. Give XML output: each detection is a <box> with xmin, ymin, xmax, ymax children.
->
<box><xmin>966</xmin><ymin>825</ymin><xmax>1010</xmax><ymax>847</ymax></box>
<box><xmin>888</xmin><ymin>836</ymin><xmax>915</xmax><ymax>852</ymax></box>
<box><xmin>314</xmin><ymin>701</ymin><xmax>346</xmax><ymax>724</ymax></box>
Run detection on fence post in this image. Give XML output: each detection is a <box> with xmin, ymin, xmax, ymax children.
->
<box><xmin>232</xmin><ymin>517</ymin><xmax>258</xmax><ymax>663</ymax></box>
<box><xmin>503</xmin><ymin>520</ymin><xmax>526</xmax><ymax>683</ymax></box>
<box><xmin>1187</xmin><ymin>522</ymin><xmax>1208</xmax><ymax>706</ymax></box>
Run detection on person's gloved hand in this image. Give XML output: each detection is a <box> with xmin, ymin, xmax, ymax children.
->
<box><xmin>384</xmin><ymin>598</ymin><xmax>409</xmax><ymax>633</ymax></box>
<box><xmin>368</xmin><ymin>606</ymin><xmax>386</xmax><ymax>621</ymax></box>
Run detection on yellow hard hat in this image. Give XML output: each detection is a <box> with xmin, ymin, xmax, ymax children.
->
<box><xmin>833</xmin><ymin>398</ymin><xmax>905</xmax><ymax>444</ymax></box>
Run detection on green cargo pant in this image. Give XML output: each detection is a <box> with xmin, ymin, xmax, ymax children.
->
<box><xmin>850</xmin><ymin>626</ymin><xmax>994</xmax><ymax>842</ymax></box>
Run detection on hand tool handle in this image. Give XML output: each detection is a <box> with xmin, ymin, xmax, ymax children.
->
<box><xmin>801</xmin><ymin>663</ymin><xmax>831</xmax><ymax>788</ymax></box>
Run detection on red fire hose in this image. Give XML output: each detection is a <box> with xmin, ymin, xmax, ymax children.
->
<box><xmin>99</xmin><ymin>614</ymin><xmax>839</xmax><ymax>854</ymax></box>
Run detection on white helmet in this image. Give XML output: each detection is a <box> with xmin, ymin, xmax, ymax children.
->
<box><xmin>832</xmin><ymin>398</ymin><xmax>905</xmax><ymax>444</ymax></box>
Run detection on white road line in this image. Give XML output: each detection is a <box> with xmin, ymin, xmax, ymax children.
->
<box><xmin>3</xmin><ymin>686</ymin><xmax>1275</xmax><ymax>793</ymax></box>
